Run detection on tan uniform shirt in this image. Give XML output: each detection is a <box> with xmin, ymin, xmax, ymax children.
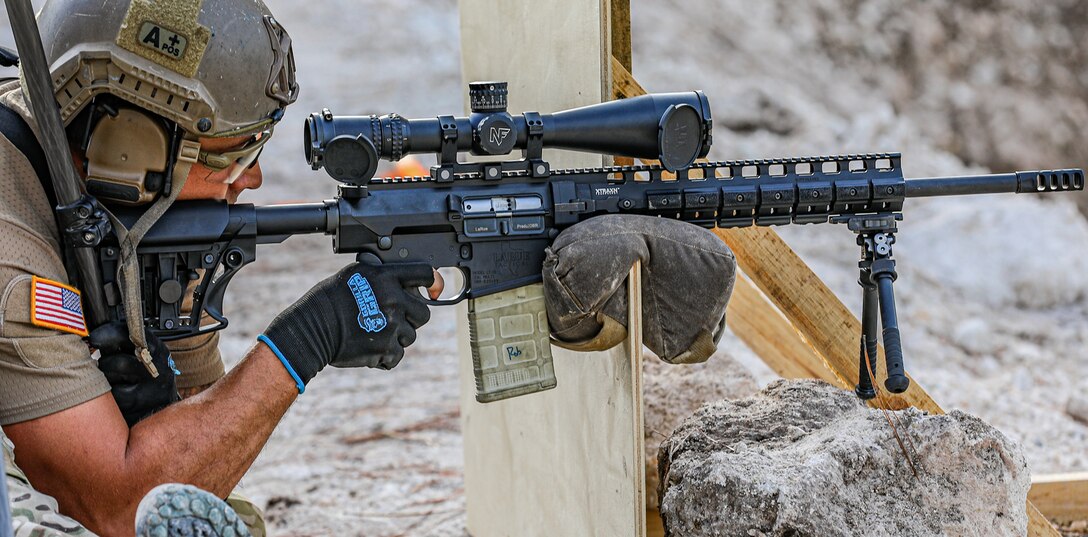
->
<box><xmin>0</xmin><ymin>80</ymin><xmax>223</xmax><ymax>426</ymax></box>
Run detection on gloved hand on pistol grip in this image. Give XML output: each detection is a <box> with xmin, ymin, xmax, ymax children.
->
<box><xmin>91</xmin><ymin>321</ymin><xmax>180</xmax><ymax>426</ymax></box>
<box><xmin>259</xmin><ymin>261</ymin><xmax>435</xmax><ymax>391</ymax></box>
<box><xmin>542</xmin><ymin>214</ymin><xmax>737</xmax><ymax>364</ymax></box>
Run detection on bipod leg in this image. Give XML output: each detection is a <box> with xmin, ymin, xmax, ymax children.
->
<box><xmin>833</xmin><ymin>213</ymin><xmax>911</xmax><ymax>396</ymax></box>
<box><xmin>855</xmin><ymin>261</ymin><xmax>881</xmax><ymax>400</ymax></box>
<box><xmin>867</xmin><ymin>230</ymin><xmax>910</xmax><ymax>393</ymax></box>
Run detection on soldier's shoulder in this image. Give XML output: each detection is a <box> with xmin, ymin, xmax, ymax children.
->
<box><xmin>0</xmin><ymin>79</ymin><xmax>31</xmax><ymax>126</ymax></box>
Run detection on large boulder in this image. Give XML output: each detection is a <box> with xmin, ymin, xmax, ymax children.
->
<box><xmin>658</xmin><ymin>380</ymin><xmax>1031</xmax><ymax>537</ymax></box>
<box><xmin>643</xmin><ymin>349</ymin><xmax>761</xmax><ymax>509</ymax></box>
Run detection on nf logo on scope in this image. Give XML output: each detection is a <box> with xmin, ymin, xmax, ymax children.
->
<box><xmin>138</xmin><ymin>22</ymin><xmax>188</xmax><ymax>59</ymax></box>
<box><xmin>489</xmin><ymin>127</ymin><xmax>511</xmax><ymax>146</ymax></box>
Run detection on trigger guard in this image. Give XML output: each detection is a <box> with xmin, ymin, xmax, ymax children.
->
<box><xmin>422</xmin><ymin>266</ymin><xmax>469</xmax><ymax>306</ymax></box>
<box><xmin>356</xmin><ymin>252</ymin><xmax>383</xmax><ymax>265</ymax></box>
<box><xmin>423</xmin><ymin>288</ymin><xmax>468</xmax><ymax>307</ymax></box>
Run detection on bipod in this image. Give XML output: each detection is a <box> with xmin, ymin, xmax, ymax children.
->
<box><xmin>831</xmin><ymin>213</ymin><xmax>911</xmax><ymax>399</ymax></box>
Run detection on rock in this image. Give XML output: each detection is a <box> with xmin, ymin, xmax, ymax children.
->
<box><xmin>1066</xmin><ymin>388</ymin><xmax>1088</xmax><ymax>426</ymax></box>
<box><xmin>901</xmin><ymin>196</ymin><xmax>1088</xmax><ymax>309</ymax></box>
<box><xmin>716</xmin><ymin>88</ymin><xmax>801</xmax><ymax>136</ymax></box>
<box><xmin>643</xmin><ymin>350</ymin><xmax>760</xmax><ymax>509</ymax></box>
<box><xmin>658</xmin><ymin>380</ymin><xmax>1031</xmax><ymax>537</ymax></box>
<box><xmin>952</xmin><ymin>317</ymin><xmax>996</xmax><ymax>355</ymax></box>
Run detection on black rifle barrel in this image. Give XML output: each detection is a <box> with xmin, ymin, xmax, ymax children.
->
<box><xmin>906</xmin><ymin>169</ymin><xmax>1083</xmax><ymax>198</ymax></box>
<box><xmin>905</xmin><ymin>173</ymin><xmax>1019</xmax><ymax>197</ymax></box>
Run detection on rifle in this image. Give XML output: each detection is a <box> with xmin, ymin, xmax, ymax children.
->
<box><xmin>106</xmin><ymin>81</ymin><xmax>1083</xmax><ymax>403</ymax></box>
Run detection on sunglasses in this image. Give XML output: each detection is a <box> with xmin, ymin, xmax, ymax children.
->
<box><xmin>197</xmin><ymin>129</ymin><xmax>272</xmax><ymax>184</ymax></box>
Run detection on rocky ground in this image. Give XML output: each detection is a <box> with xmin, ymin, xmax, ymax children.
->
<box><xmin>659</xmin><ymin>380</ymin><xmax>1032</xmax><ymax>537</ymax></box>
<box><xmin>3</xmin><ymin>0</ymin><xmax>1087</xmax><ymax>535</ymax></box>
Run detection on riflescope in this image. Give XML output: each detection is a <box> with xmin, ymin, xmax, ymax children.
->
<box><xmin>305</xmin><ymin>81</ymin><xmax>713</xmax><ymax>184</ymax></box>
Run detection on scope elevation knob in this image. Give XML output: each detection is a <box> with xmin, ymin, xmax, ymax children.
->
<box><xmin>469</xmin><ymin>81</ymin><xmax>508</xmax><ymax>113</ymax></box>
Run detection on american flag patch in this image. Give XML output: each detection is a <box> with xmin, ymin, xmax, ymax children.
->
<box><xmin>30</xmin><ymin>276</ymin><xmax>89</xmax><ymax>337</ymax></box>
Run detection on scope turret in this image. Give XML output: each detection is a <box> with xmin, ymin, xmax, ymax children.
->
<box><xmin>304</xmin><ymin>81</ymin><xmax>713</xmax><ymax>184</ymax></box>
<box><xmin>469</xmin><ymin>81</ymin><xmax>508</xmax><ymax>113</ymax></box>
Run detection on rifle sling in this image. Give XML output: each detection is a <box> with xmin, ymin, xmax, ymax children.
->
<box><xmin>0</xmin><ymin>101</ymin><xmax>57</xmax><ymax>209</ymax></box>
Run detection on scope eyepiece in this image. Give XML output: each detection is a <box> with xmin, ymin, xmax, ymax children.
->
<box><xmin>305</xmin><ymin>82</ymin><xmax>713</xmax><ymax>184</ymax></box>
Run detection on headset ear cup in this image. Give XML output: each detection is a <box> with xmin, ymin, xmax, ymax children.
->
<box><xmin>85</xmin><ymin>108</ymin><xmax>171</xmax><ymax>205</ymax></box>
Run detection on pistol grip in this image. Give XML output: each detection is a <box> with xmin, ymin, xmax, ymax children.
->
<box><xmin>467</xmin><ymin>284</ymin><xmax>557</xmax><ymax>403</ymax></box>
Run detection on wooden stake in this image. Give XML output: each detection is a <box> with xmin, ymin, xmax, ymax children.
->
<box><xmin>1029</xmin><ymin>473</ymin><xmax>1088</xmax><ymax>523</ymax></box>
<box><xmin>628</xmin><ymin>261</ymin><xmax>647</xmax><ymax>536</ymax></box>
<box><xmin>727</xmin><ymin>274</ymin><xmax>845</xmax><ymax>386</ymax></box>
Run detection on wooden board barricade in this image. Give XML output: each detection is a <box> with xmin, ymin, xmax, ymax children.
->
<box><xmin>457</xmin><ymin>2</ymin><xmax>1062</xmax><ymax>535</ymax></box>
<box><xmin>458</xmin><ymin>2</ymin><xmax>649</xmax><ymax>536</ymax></box>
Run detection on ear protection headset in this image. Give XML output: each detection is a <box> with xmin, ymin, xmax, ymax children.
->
<box><xmin>83</xmin><ymin>105</ymin><xmax>175</xmax><ymax>205</ymax></box>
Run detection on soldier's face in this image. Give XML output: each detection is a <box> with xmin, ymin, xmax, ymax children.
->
<box><xmin>178</xmin><ymin>135</ymin><xmax>264</xmax><ymax>203</ymax></box>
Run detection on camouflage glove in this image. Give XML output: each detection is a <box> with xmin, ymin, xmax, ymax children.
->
<box><xmin>259</xmin><ymin>261</ymin><xmax>434</xmax><ymax>392</ymax></box>
<box><xmin>91</xmin><ymin>322</ymin><xmax>180</xmax><ymax>426</ymax></box>
<box><xmin>542</xmin><ymin>215</ymin><xmax>736</xmax><ymax>364</ymax></box>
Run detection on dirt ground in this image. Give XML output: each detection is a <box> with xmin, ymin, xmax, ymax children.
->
<box><xmin>240</xmin><ymin>2</ymin><xmax>1087</xmax><ymax>534</ymax></box>
<box><xmin>2</xmin><ymin>0</ymin><xmax>1087</xmax><ymax>535</ymax></box>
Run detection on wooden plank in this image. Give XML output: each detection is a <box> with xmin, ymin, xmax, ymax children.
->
<box><xmin>610</xmin><ymin>0</ymin><xmax>632</xmax><ymax>72</ymax></box>
<box><xmin>728</xmin><ymin>274</ymin><xmax>845</xmax><ymax>386</ymax></box>
<box><xmin>612</xmin><ymin>55</ymin><xmax>645</xmax><ymax>101</ymax></box>
<box><xmin>647</xmin><ymin>508</ymin><xmax>665</xmax><ymax>537</ymax></box>
<box><xmin>611</xmin><ymin>60</ymin><xmax>1059</xmax><ymax>537</ymax></box>
<box><xmin>1028</xmin><ymin>503</ymin><xmax>1063</xmax><ymax>535</ymax></box>
<box><xmin>1030</xmin><ymin>473</ymin><xmax>1088</xmax><ymax>522</ymax></box>
<box><xmin>459</xmin><ymin>2</ymin><xmax>646</xmax><ymax>536</ymax></box>
<box><xmin>627</xmin><ymin>262</ymin><xmax>647</xmax><ymax>536</ymax></box>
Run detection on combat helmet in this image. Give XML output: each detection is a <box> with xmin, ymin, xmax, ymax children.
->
<box><xmin>39</xmin><ymin>0</ymin><xmax>298</xmax><ymax>138</ymax></box>
<box><xmin>33</xmin><ymin>0</ymin><xmax>298</xmax><ymax>204</ymax></box>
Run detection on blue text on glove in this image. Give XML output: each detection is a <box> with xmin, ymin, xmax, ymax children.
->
<box><xmin>348</xmin><ymin>273</ymin><xmax>387</xmax><ymax>332</ymax></box>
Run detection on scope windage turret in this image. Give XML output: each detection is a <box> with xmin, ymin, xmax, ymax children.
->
<box><xmin>304</xmin><ymin>81</ymin><xmax>713</xmax><ymax>183</ymax></box>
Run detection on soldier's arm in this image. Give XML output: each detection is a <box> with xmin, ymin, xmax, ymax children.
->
<box><xmin>3</xmin><ymin>342</ymin><xmax>297</xmax><ymax>537</ymax></box>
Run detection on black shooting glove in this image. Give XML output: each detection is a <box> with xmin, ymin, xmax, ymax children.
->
<box><xmin>260</xmin><ymin>260</ymin><xmax>434</xmax><ymax>392</ymax></box>
<box><xmin>91</xmin><ymin>322</ymin><xmax>180</xmax><ymax>426</ymax></box>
